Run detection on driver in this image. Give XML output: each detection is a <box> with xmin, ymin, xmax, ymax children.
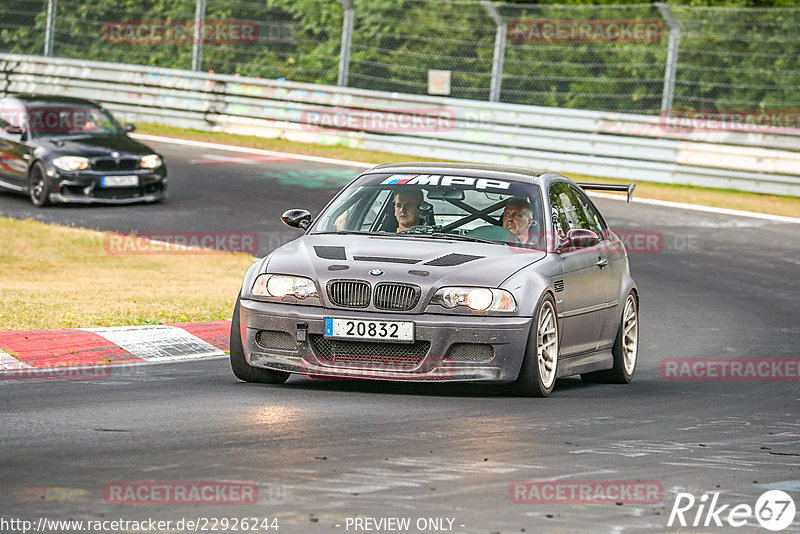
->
<box><xmin>394</xmin><ymin>189</ymin><xmax>423</xmax><ymax>232</ymax></box>
<box><xmin>502</xmin><ymin>196</ymin><xmax>535</xmax><ymax>244</ymax></box>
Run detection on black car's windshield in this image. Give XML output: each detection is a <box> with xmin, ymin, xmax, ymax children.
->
<box><xmin>24</xmin><ymin>104</ymin><xmax>125</xmax><ymax>138</ymax></box>
<box><xmin>311</xmin><ymin>173</ymin><xmax>546</xmax><ymax>250</ymax></box>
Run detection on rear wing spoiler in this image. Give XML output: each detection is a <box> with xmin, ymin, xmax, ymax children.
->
<box><xmin>576</xmin><ymin>182</ymin><xmax>636</xmax><ymax>203</ymax></box>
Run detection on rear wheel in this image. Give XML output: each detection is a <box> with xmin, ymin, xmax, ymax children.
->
<box><xmin>582</xmin><ymin>292</ymin><xmax>638</xmax><ymax>384</ymax></box>
<box><xmin>229</xmin><ymin>297</ymin><xmax>290</xmax><ymax>384</ymax></box>
<box><xmin>29</xmin><ymin>162</ymin><xmax>51</xmax><ymax>207</ymax></box>
<box><xmin>510</xmin><ymin>294</ymin><xmax>559</xmax><ymax>397</ymax></box>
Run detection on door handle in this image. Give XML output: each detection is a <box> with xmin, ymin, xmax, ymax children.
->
<box><xmin>596</xmin><ymin>257</ymin><xmax>608</xmax><ymax>268</ymax></box>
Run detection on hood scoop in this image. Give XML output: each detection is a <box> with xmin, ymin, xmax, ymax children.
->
<box><xmin>424</xmin><ymin>253</ymin><xmax>484</xmax><ymax>267</ymax></box>
<box><xmin>314</xmin><ymin>246</ymin><xmax>347</xmax><ymax>260</ymax></box>
<box><xmin>353</xmin><ymin>256</ymin><xmax>421</xmax><ymax>264</ymax></box>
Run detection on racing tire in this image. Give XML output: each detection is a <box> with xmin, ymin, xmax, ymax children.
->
<box><xmin>581</xmin><ymin>292</ymin><xmax>638</xmax><ymax>384</ymax></box>
<box><xmin>29</xmin><ymin>162</ymin><xmax>51</xmax><ymax>207</ymax></box>
<box><xmin>229</xmin><ymin>297</ymin><xmax>290</xmax><ymax>384</ymax></box>
<box><xmin>509</xmin><ymin>293</ymin><xmax>559</xmax><ymax>397</ymax></box>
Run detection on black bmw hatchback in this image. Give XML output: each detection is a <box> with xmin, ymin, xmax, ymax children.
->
<box><xmin>0</xmin><ymin>95</ymin><xmax>166</xmax><ymax>206</ymax></box>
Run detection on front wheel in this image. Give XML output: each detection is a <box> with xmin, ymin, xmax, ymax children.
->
<box><xmin>29</xmin><ymin>162</ymin><xmax>51</xmax><ymax>207</ymax></box>
<box><xmin>229</xmin><ymin>297</ymin><xmax>290</xmax><ymax>384</ymax></box>
<box><xmin>510</xmin><ymin>293</ymin><xmax>559</xmax><ymax>397</ymax></box>
<box><xmin>582</xmin><ymin>292</ymin><xmax>638</xmax><ymax>384</ymax></box>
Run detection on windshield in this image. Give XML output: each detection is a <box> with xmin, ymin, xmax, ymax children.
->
<box><xmin>24</xmin><ymin>104</ymin><xmax>125</xmax><ymax>137</ymax></box>
<box><xmin>311</xmin><ymin>172</ymin><xmax>545</xmax><ymax>250</ymax></box>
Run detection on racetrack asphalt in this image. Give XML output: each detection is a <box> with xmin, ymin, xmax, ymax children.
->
<box><xmin>0</xmin><ymin>138</ymin><xmax>798</xmax><ymax>533</ymax></box>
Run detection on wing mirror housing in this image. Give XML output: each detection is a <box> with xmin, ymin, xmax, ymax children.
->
<box><xmin>281</xmin><ymin>209</ymin><xmax>312</xmax><ymax>230</ymax></box>
<box><xmin>124</xmin><ymin>123</ymin><xmax>137</xmax><ymax>133</ymax></box>
<box><xmin>5</xmin><ymin>125</ymin><xmax>24</xmax><ymax>136</ymax></box>
<box><xmin>556</xmin><ymin>228</ymin><xmax>600</xmax><ymax>252</ymax></box>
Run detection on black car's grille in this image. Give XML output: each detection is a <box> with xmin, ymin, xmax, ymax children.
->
<box><xmin>373</xmin><ymin>283</ymin><xmax>419</xmax><ymax>311</ymax></box>
<box><xmin>309</xmin><ymin>335</ymin><xmax>429</xmax><ymax>368</ymax></box>
<box><xmin>92</xmin><ymin>157</ymin><xmax>140</xmax><ymax>171</ymax></box>
<box><xmin>91</xmin><ymin>187</ymin><xmax>142</xmax><ymax>199</ymax></box>
<box><xmin>328</xmin><ymin>280</ymin><xmax>370</xmax><ymax>308</ymax></box>
<box><xmin>255</xmin><ymin>330</ymin><xmax>296</xmax><ymax>351</ymax></box>
<box><xmin>446</xmin><ymin>343</ymin><xmax>495</xmax><ymax>362</ymax></box>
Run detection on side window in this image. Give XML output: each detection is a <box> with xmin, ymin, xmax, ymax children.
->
<box><xmin>570</xmin><ymin>186</ymin><xmax>606</xmax><ymax>237</ymax></box>
<box><xmin>549</xmin><ymin>182</ymin><xmax>580</xmax><ymax>238</ymax></box>
<box><xmin>360</xmin><ymin>189</ymin><xmax>391</xmax><ymax>231</ymax></box>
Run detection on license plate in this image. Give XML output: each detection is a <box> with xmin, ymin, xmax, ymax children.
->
<box><xmin>101</xmin><ymin>175</ymin><xmax>138</xmax><ymax>187</ymax></box>
<box><xmin>324</xmin><ymin>318</ymin><xmax>414</xmax><ymax>342</ymax></box>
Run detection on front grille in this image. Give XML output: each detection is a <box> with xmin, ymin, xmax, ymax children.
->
<box><xmin>328</xmin><ymin>280</ymin><xmax>370</xmax><ymax>308</ymax></box>
<box><xmin>92</xmin><ymin>157</ymin><xmax>140</xmax><ymax>171</ymax></box>
<box><xmin>255</xmin><ymin>330</ymin><xmax>296</xmax><ymax>350</ymax></box>
<box><xmin>91</xmin><ymin>187</ymin><xmax>142</xmax><ymax>199</ymax></box>
<box><xmin>309</xmin><ymin>335</ymin><xmax>429</xmax><ymax>368</ymax></box>
<box><xmin>446</xmin><ymin>343</ymin><xmax>495</xmax><ymax>362</ymax></box>
<box><xmin>373</xmin><ymin>283</ymin><xmax>420</xmax><ymax>311</ymax></box>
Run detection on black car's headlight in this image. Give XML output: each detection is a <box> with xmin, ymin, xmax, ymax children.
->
<box><xmin>431</xmin><ymin>287</ymin><xmax>517</xmax><ymax>312</ymax></box>
<box><xmin>52</xmin><ymin>156</ymin><xmax>90</xmax><ymax>171</ymax></box>
<box><xmin>140</xmin><ymin>155</ymin><xmax>162</xmax><ymax>169</ymax></box>
<box><xmin>252</xmin><ymin>274</ymin><xmax>318</xmax><ymax>300</ymax></box>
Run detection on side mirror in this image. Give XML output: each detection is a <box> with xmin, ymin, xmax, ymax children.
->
<box><xmin>557</xmin><ymin>228</ymin><xmax>600</xmax><ymax>252</ymax></box>
<box><xmin>281</xmin><ymin>209</ymin><xmax>312</xmax><ymax>230</ymax></box>
<box><xmin>5</xmin><ymin>125</ymin><xmax>24</xmax><ymax>135</ymax></box>
<box><xmin>124</xmin><ymin>123</ymin><xmax>136</xmax><ymax>133</ymax></box>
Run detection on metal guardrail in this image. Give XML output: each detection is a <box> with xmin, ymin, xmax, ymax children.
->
<box><xmin>2</xmin><ymin>53</ymin><xmax>799</xmax><ymax>196</ymax></box>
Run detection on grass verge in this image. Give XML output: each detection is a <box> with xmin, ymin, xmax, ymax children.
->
<box><xmin>0</xmin><ymin>217</ymin><xmax>253</xmax><ymax>330</ymax></box>
<box><xmin>138</xmin><ymin>123</ymin><xmax>800</xmax><ymax>219</ymax></box>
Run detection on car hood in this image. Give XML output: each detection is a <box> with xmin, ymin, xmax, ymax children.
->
<box><xmin>265</xmin><ymin>233</ymin><xmax>546</xmax><ymax>292</ymax></box>
<box><xmin>37</xmin><ymin>134</ymin><xmax>155</xmax><ymax>158</ymax></box>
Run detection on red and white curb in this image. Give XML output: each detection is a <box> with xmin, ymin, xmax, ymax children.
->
<box><xmin>0</xmin><ymin>321</ymin><xmax>230</xmax><ymax>373</ymax></box>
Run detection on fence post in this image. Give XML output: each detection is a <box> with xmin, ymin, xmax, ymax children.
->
<box><xmin>192</xmin><ymin>0</ymin><xmax>207</xmax><ymax>71</ymax></box>
<box><xmin>44</xmin><ymin>0</ymin><xmax>57</xmax><ymax>57</ymax></box>
<box><xmin>481</xmin><ymin>1</ymin><xmax>506</xmax><ymax>103</ymax></box>
<box><xmin>656</xmin><ymin>3</ymin><xmax>680</xmax><ymax>114</ymax></box>
<box><xmin>337</xmin><ymin>0</ymin><xmax>354</xmax><ymax>87</ymax></box>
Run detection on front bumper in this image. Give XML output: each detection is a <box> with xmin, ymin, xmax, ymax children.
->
<box><xmin>47</xmin><ymin>168</ymin><xmax>167</xmax><ymax>204</ymax></box>
<box><xmin>239</xmin><ymin>299</ymin><xmax>533</xmax><ymax>382</ymax></box>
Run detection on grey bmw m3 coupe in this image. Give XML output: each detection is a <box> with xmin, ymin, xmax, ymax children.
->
<box><xmin>230</xmin><ymin>163</ymin><xmax>639</xmax><ymax>396</ymax></box>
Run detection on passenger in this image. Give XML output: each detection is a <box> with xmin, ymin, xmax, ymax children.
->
<box><xmin>394</xmin><ymin>189</ymin><xmax>424</xmax><ymax>232</ymax></box>
<box><xmin>502</xmin><ymin>196</ymin><xmax>535</xmax><ymax>244</ymax></box>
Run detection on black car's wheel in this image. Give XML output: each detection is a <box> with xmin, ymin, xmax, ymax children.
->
<box><xmin>230</xmin><ymin>297</ymin><xmax>290</xmax><ymax>384</ymax></box>
<box><xmin>510</xmin><ymin>293</ymin><xmax>559</xmax><ymax>397</ymax></box>
<box><xmin>29</xmin><ymin>162</ymin><xmax>51</xmax><ymax>207</ymax></box>
<box><xmin>582</xmin><ymin>292</ymin><xmax>638</xmax><ymax>384</ymax></box>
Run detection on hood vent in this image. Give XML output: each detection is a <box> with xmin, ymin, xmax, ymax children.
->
<box><xmin>353</xmin><ymin>255</ymin><xmax>420</xmax><ymax>264</ymax></box>
<box><xmin>314</xmin><ymin>246</ymin><xmax>347</xmax><ymax>260</ymax></box>
<box><xmin>424</xmin><ymin>253</ymin><xmax>483</xmax><ymax>267</ymax></box>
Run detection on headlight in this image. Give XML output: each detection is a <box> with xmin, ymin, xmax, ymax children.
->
<box><xmin>140</xmin><ymin>154</ymin><xmax>162</xmax><ymax>169</ymax></box>
<box><xmin>252</xmin><ymin>274</ymin><xmax>318</xmax><ymax>299</ymax></box>
<box><xmin>431</xmin><ymin>287</ymin><xmax>517</xmax><ymax>312</ymax></box>
<box><xmin>52</xmin><ymin>156</ymin><xmax>89</xmax><ymax>171</ymax></box>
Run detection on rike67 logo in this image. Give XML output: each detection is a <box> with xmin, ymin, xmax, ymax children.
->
<box><xmin>669</xmin><ymin>490</ymin><xmax>796</xmax><ymax>531</ymax></box>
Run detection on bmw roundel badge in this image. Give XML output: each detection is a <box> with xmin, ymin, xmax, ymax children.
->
<box><xmin>369</xmin><ymin>269</ymin><xmax>384</xmax><ymax>276</ymax></box>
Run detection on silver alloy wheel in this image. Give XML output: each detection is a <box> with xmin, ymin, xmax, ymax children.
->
<box><xmin>31</xmin><ymin>167</ymin><xmax>45</xmax><ymax>203</ymax></box>
<box><xmin>622</xmin><ymin>295</ymin><xmax>638</xmax><ymax>375</ymax></box>
<box><xmin>537</xmin><ymin>300</ymin><xmax>558</xmax><ymax>389</ymax></box>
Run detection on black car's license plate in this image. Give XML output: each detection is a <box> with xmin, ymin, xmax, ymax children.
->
<box><xmin>324</xmin><ymin>318</ymin><xmax>414</xmax><ymax>342</ymax></box>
